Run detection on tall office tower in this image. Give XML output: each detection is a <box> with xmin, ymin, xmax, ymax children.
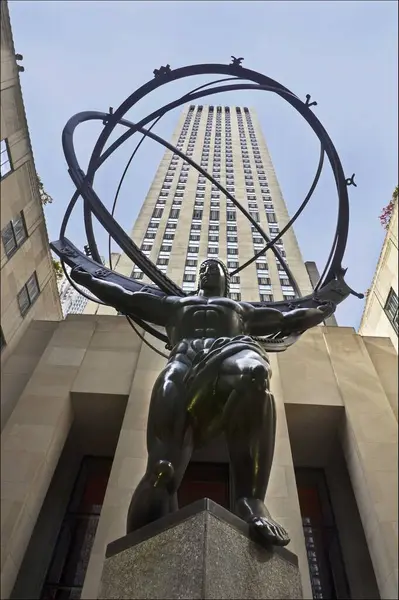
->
<box><xmin>57</xmin><ymin>266</ymin><xmax>89</xmax><ymax>317</ymax></box>
<box><xmin>0</xmin><ymin>2</ymin><xmax>62</xmax><ymax>363</ymax></box>
<box><xmin>117</xmin><ymin>105</ymin><xmax>313</xmax><ymax>302</ymax></box>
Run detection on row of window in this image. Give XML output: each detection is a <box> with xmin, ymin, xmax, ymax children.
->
<box><xmin>18</xmin><ymin>271</ymin><xmax>40</xmax><ymax>316</ymax></box>
<box><xmin>1</xmin><ymin>138</ymin><xmax>13</xmax><ymax>179</ymax></box>
<box><xmin>384</xmin><ymin>287</ymin><xmax>398</xmax><ymax>335</ymax></box>
<box><xmin>182</xmin><ymin>272</ymin><xmax>240</xmax><ymax>284</ymax></box>
<box><xmin>1</xmin><ymin>211</ymin><xmax>28</xmax><ymax>258</ymax></box>
<box><xmin>188</xmin><ymin>105</ymin><xmax>251</xmax><ymax>114</ymax></box>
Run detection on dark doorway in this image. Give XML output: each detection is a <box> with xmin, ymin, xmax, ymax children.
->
<box><xmin>295</xmin><ymin>468</ymin><xmax>351</xmax><ymax>600</ymax></box>
<box><xmin>40</xmin><ymin>456</ymin><xmax>112</xmax><ymax>600</ymax></box>
<box><xmin>178</xmin><ymin>462</ymin><xmax>230</xmax><ymax>510</ymax></box>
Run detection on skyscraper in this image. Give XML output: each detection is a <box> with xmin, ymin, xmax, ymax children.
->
<box><xmin>3</xmin><ymin>101</ymin><xmax>397</xmax><ymax>600</ymax></box>
<box><xmin>116</xmin><ymin>105</ymin><xmax>313</xmax><ymax>302</ymax></box>
<box><xmin>57</xmin><ymin>265</ymin><xmax>89</xmax><ymax>317</ymax></box>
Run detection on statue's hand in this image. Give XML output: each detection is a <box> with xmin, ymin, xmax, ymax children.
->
<box><xmin>282</xmin><ymin>302</ymin><xmax>334</xmax><ymax>333</ymax></box>
<box><xmin>71</xmin><ymin>266</ymin><xmax>92</xmax><ymax>286</ymax></box>
<box><xmin>317</xmin><ymin>301</ymin><xmax>335</xmax><ymax>317</ymax></box>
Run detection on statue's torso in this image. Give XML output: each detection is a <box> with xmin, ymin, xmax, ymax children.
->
<box><xmin>166</xmin><ymin>296</ymin><xmax>250</xmax><ymax>346</ymax></box>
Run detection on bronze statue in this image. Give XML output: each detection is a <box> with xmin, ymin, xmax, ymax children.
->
<box><xmin>71</xmin><ymin>259</ymin><xmax>330</xmax><ymax>547</ymax></box>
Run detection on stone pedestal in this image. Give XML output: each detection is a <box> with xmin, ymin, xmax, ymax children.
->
<box><xmin>99</xmin><ymin>499</ymin><xmax>303</xmax><ymax>599</ymax></box>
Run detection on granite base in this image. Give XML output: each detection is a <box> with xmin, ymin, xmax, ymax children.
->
<box><xmin>99</xmin><ymin>498</ymin><xmax>303</xmax><ymax>599</ymax></box>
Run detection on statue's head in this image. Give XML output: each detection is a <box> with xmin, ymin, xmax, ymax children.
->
<box><xmin>198</xmin><ymin>259</ymin><xmax>230</xmax><ymax>297</ymax></box>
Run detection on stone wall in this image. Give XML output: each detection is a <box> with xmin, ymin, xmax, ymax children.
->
<box><xmin>1</xmin><ymin>318</ymin><xmax>397</xmax><ymax>599</ymax></box>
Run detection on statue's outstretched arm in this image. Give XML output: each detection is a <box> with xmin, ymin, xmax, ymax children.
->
<box><xmin>71</xmin><ymin>267</ymin><xmax>171</xmax><ymax>325</ymax></box>
<box><xmin>248</xmin><ymin>305</ymin><xmax>286</xmax><ymax>336</ymax></box>
<box><xmin>280</xmin><ymin>304</ymin><xmax>331</xmax><ymax>334</ymax></box>
<box><xmin>249</xmin><ymin>303</ymin><xmax>332</xmax><ymax>337</ymax></box>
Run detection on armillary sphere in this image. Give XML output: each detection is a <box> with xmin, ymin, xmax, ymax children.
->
<box><xmin>51</xmin><ymin>58</ymin><xmax>363</xmax><ymax>356</ymax></box>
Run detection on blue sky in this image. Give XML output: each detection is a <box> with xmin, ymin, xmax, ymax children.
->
<box><xmin>9</xmin><ymin>0</ymin><xmax>398</xmax><ymax>327</ymax></box>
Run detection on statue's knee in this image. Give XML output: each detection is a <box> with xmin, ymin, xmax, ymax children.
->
<box><xmin>236</xmin><ymin>364</ymin><xmax>268</xmax><ymax>394</ymax></box>
<box><xmin>249</xmin><ymin>364</ymin><xmax>269</xmax><ymax>391</ymax></box>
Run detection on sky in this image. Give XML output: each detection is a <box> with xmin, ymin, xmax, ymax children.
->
<box><xmin>9</xmin><ymin>0</ymin><xmax>398</xmax><ymax>327</ymax></box>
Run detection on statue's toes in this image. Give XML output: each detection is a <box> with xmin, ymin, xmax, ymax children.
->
<box><xmin>274</xmin><ymin>525</ymin><xmax>291</xmax><ymax>547</ymax></box>
<box><xmin>252</xmin><ymin>518</ymin><xmax>278</xmax><ymax>544</ymax></box>
<box><xmin>250</xmin><ymin>517</ymin><xmax>290</xmax><ymax>547</ymax></box>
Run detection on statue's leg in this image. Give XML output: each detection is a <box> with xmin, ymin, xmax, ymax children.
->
<box><xmin>126</xmin><ymin>362</ymin><xmax>193</xmax><ymax>533</ymax></box>
<box><xmin>219</xmin><ymin>351</ymin><xmax>290</xmax><ymax>547</ymax></box>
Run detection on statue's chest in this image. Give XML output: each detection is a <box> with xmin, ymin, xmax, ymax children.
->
<box><xmin>181</xmin><ymin>299</ymin><xmax>240</xmax><ymax>332</ymax></box>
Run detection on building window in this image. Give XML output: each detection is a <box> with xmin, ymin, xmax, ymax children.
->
<box><xmin>229</xmin><ymin>292</ymin><xmax>241</xmax><ymax>301</ymax></box>
<box><xmin>267</xmin><ymin>213</ymin><xmax>277</xmax><ymax>224</ymax></box>
<box><xmin>384</xmin><ymin>288</ymin><xmax>398</xmax><ymax>334</ymax></box>
<box><xmin>157</xmin><ymin>258</ymin><xmax>169</xmax><ymax>266</ymax></box>
<box><xmin>193</xmin><ymin>210</ymin><xmax>203</xmax><ymax>220</ymax></box>
<box><xmin>260</xmin><ymin>293</ymin><xmax>273</xmax><ymax>302</ymax></box>
<box><xmin>226</xmin><ymin>261</ymin><xmax>237</xmax><ymax>270</ymax></box>
<box><xmin>1</xmin><ymin>211</ymin><xmax>28</xmax><ymax>258</ymax></box>
<box><xmin>249</xmin><ymin>212</ymin><xmax>260</xmax><ymax>223</ymax></box>
<box><xmin>178</xmin><ymin>462</ymin><xmax>230</xmax><ymax>511</ymax></box>
<box><xmin>188</xmin><ymin>246</ymin><xmax>199</xmax><ymax>254</ymax></box>
<box><xmin>152</xmin><ymin>208</ymin><xmax>163</xmax><ymax>218</ymax></box>
<box><xmin>208</xmin><ymin>247</ymin><xmax>218</xmax><ymax>255</ymax></box>
<box><xmin>210</xmin><ymin>210</ymin><xmax>219</xmax><ymax>221</ymax></box>
<box><xmin>0</xmin><ymin>327</ymin><xmax>6</xmax><ymax>352</ymax></box>
<box><xmin>186</xmin><ymin>259</ymin><xmax>197</xmax><ymax>267</ymax></box>
<box><xmin>296</xmin><ymin>468</ymin><xmax>351</xmax><ymax>600</ymax></box>
<box><xmin>0</xmin><ymin>138</ymin><xmax>12</xmax><ymax>179</ymax></box>
<box><xmin>184</xmin><ymin>274</ymin><xmax>196</xmax><ymax>282</ymax></box>
<box><xmin>41</xmin><ymin>456</ymin><xmax>113</xmax><ymax>600</ymax></box>
<box><xmin>17</xmin><ymin>272</ymin><xmax>40</xmax><ymax>317</ymax></box>
<box><xmin>258</xmin><ymin>277</ymin><xmax>271</xmax><ymax>285</ymax></box>
<box><xmin>227</xmin><ymin>248</ymin><xmax>238</xmax><ymax>255</ymax></box>
<box><xmin>169</xmin><ymin>209</ymin><xmax>180</xmax><ymax>219</ymax></box>
<box><xmin>280</xmin><ymin>278</ymin><xmax>291</xmax><ymax>287</ymax></box>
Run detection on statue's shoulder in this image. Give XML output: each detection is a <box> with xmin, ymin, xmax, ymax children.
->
<box><xmin>239</xmin><ymin>300</ymin><xmax>255</xmax><ymax>313</ymax></box>
<box><xmin>177</xmin><ymin>295</ymin><xmax>203</xmax><ymax>306</ymax></box>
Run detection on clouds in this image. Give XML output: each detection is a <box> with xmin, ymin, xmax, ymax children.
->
<box><xmin>9</xmin><ymin>0</ymin><xmax>398</xmax><ymax>327</ymax></box>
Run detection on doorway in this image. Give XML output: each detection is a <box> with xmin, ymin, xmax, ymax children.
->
<box><xmin>178</xmin><ymin>461</ymin><xmax>231</xmax><ymax>510</ymax></box>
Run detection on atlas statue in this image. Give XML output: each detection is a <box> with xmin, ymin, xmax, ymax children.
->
<box><xmin>72</xmin><ymin>260</ymin><xmax>330</xmax><ymax>546</ymax></box>
<box><xmin>51</xmin><ymin>59</ymin><xmax>363</xmax><ymax>551</ymax></box>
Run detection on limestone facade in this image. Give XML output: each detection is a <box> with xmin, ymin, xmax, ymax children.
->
<box><xmin>0</xmin><ymin>2</ymin><xmax>62</xmax><ymax>371</ymax></box>
<box><xmin>359</xmin><ymin>200</ymin><xmax>398</xmax><ymax>353</ymax></box>
<box><xmin>1</xmin><ymin>316</ymin><xmax>397</xmax><ymax>599</ymax></box>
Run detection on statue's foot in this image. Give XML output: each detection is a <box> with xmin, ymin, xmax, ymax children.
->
<box><xmin>235</xmin><ymin>497</ymin><xmax>290</xmax><ymax>547</ymax></box>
